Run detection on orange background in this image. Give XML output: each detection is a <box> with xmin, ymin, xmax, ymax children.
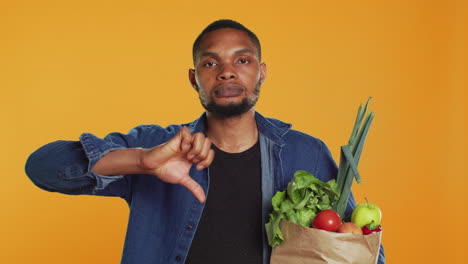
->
<box><xmin>1</xmin><ymin>0</ymin><xmax>466</xmax><ymax>263</ymax></box>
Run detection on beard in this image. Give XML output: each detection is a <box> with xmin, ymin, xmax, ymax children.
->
<box><xmin>198</xmin><ymin>81</ymin><xmax>261</xmax><ymax>118</ymax></box>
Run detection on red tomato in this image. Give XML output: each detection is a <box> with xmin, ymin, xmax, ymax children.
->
<box><xmin>312</xmin><ymin>209</ymin><xmax>342</xmax><ymax>232</ymax></box>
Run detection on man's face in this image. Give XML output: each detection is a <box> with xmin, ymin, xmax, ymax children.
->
<box><xmin>189</xmin><ymin>28</ymin><xmax>266</xmax><ymax>117</ymax></box>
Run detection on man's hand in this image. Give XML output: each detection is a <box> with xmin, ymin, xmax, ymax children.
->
<box><xmin>92</xmin><ymin>126</ymin><xmax>214</xmax><ymax>203</ymax></box>
<box><xmin>140</xmin><ymin>126</ymin><xmax>214</xmax><ymax>203</ymax></box>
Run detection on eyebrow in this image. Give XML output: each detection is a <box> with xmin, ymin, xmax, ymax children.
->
<box><xmin>200</xmin><ymin>48</ymin><xmax>255</xmax><ymax>59</ymax></box>
<box><xmin>234</xmin><ymin>49</ymin><xmax>255</xmax><ymax>55</ymax></box>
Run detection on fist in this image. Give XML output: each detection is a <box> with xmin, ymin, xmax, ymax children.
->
<box><xmin>141</xmin><ymin>126</ymin><xmax>214</xmax><ymax>203</ymax></box>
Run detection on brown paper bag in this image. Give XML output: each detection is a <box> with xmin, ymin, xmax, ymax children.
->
<box><xmin>270</xmin><ymin>220</ymin><xmax>382</xmax><ymax>264</ymax></box>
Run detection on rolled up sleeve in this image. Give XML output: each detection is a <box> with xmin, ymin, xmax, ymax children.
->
<box><xmin>79</xmin><ymin>133</ymin><xmax>127</xmax><ymax>191</ymax></box>
<box><xmin>25</xmin><ymin>133</ymin><xmax>128</xmax><ymax>198</ymax></box>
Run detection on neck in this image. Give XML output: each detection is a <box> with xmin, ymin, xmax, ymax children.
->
<box><xmin>205</xmin><ymin>108</ymin><xmax>258</xmax><ymax>153</ymax></box>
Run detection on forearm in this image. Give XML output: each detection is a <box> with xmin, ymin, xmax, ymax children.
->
<box><xmin>92</xmin><ymin>148</ymin><xmax>147</xmax><ymax>176</ymax></box>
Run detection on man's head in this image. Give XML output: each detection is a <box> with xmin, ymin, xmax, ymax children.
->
<box><xmin>192</xmin><ymin>19</ymin><xmax>262</xmax><ymax>66</ymax></box>
<box><xmin>189</xmin><ymin>19</ymin><xmax>266</xmax><ymax>118</ymax></box>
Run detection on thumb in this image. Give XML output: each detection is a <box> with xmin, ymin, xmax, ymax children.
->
<box><xmin>179</xmin><ymin>174</ymin><xmax>206</xmax><ymax>203</ymax></box>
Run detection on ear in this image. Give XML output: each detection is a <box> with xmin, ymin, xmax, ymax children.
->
<box><xmin>259</xmin><ymin>62</ymin><xmax>267</xmax><ymax>85</ymax></box>
<box><xmin>188</xmin><ymin>68</ymin><xmax>198</xmax><ymax>92</ymax></box>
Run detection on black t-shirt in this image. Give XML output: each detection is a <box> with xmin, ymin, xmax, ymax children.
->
<box><xmin>185</xmin><ymin>141</ymin><xmax>263</xmax><ymax>264</ymax></box>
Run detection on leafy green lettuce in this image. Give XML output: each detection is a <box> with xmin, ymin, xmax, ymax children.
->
<box><xmin>265</xmin><ymin>170</ymin><xmax>340</xmax><ymax>247</ymax></box>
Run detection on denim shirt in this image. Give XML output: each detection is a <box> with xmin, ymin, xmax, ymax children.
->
<box><xmin>25</xmin><ymin>112</ymin><xmax>385</xmax><ymax>264</ymax></box>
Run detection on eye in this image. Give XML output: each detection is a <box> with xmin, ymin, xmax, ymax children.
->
<box><xmin>238</xmin><ymin>58</ymin><xmax>250</xmax><ymax>64</ymax></box>
<box><xmin>203</xmin><ymin>61</ymin><xmax>217</xmax><ymax>67</ymax></box>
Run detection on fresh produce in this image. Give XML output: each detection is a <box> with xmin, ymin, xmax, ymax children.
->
<box><xmin>333</xmin><ymin>98</ymin><xmax>374</xmax><ymax>218</ymax></box>
<box><xmin>265</xmin><ymin>170</ymin><xmax>340</xmax><ymax>247</ymax></box>
<box><xmin>265</xmin><ymin>98</ymin><xmax>382</xmax><ymax>248</ymax></box>
<box><xmin>362</xmin><ymin>221</ymin><xmax>382</xmax><ymax>235</ymax></box>
<box><xmin>312</xmin><ymin>209</ymin><xmax>342</xmax><ymax>232</ymax></box>
<box><xmin>337</xmin><ymin>222</ymin><xmax>363</xmax><ymax>234</ymax></box>
<box><xmin>351</xmin><ymin>200</ymin><xmax>382</xmax><ymax>228</ymax></box>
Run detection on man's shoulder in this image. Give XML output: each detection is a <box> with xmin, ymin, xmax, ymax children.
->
<box><xmin>111</xmin><ymin>113</ymin><xmax>205</xmax><ymax>148</ymax></box>
<box><xmin>285</xmin><ymin>128</ymin><xmax>324</xmax><ymax>143</ymax></box>
<box><xmin>129</xmin><ymin>123</ymin><xmax>184</xmax><ymax>135</ymax></box>
<box><xmin>121</xmin><ymin>123</ymin><xmax>181</xmax><ymax>141</ymax></box>
<box><xmin>106</xmin><ymin>123</ymin><xmax>188</xmax><ymax>148</ymax></box>
<box><xmin>270</xmin><ymin>118</ymin><xmax>337</xmax><ymax>185</ymax></box>
<box><xmin>283</xmin><ymin>129</ymin><xmax>328</xmax><ymax>156</ymax></box>
<box><xmin>260</xmin><ymin>114</ymin><xmax>326</xmax><ymax>150</ymax></box>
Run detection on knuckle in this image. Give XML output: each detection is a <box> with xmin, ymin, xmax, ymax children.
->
<box><xmin>181</xmin><ymin>177</ymin><xmax>196</xmax><ymax>189</ymax></box>
<box><xmin>190</xmin><ymin>148</ymin><xmax>200</xmax><ymax>155</ymax></box>
<box><xmin>195</xmin><ymin>185</ymin><xmax>202</xmax><ymax>193</ymax></box>
<box><xmin>179</xmin><ymin>176</ymin><xmax>189</xmax><ymax>186</ymax></box>
<box><xmin>196</xmin><ymin>133</ymin><xmax>206</xmax><ymax>141</ymax></box>
<box><xmin>208</xmin><ymin>149</ymin><xmax>215</xmax><ymax>158</ymax></box>
<box><xmin>193</xmin><ymin>143</ymin><xmax>202</xmax><ymax>152</ymax></box>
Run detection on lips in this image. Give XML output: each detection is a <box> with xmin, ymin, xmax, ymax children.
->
<box><xmin>213</xmin><ymin>84</ymin><xmax>244</xmax><ymax>98</ymax></box>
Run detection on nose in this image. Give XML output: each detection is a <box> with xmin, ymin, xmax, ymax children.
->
<box><xmin>217</xmin><ymin>65</ymin><xmax>237</xmax><ymax>80</ymax></box>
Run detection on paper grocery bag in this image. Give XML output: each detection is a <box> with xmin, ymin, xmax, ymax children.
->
<box><xmin>270</xmin><ymin>220</ymin><xmax>382</xmax><ymax>264</ymax></box>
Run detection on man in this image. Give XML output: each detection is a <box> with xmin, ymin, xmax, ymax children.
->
<box><xmin>25</xmin><ymin>19</ymin><xmax>385</xmax><ymax>264</ymax></box>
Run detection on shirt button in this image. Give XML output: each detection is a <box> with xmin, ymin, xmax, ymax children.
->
<box><xmin>186</xmin><ymin>225</ymin><xmax>193</xmax><ymax>231</ymax></box>
<box><xmin>175</xmin><ymin>255</ymin><xmax>182</xmax><ymax>261</ymax></box>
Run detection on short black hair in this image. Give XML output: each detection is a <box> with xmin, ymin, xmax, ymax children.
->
<box><xmin>192</xmin><ymin>19</ymin><xmax>261</xmax><ymax>65</ymax></box>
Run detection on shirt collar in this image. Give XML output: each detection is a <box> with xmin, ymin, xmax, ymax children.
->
<box><xmin>186</xmin><ymin>111</ymin><xmax>292</xmax><ymax>146</ymax></box>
